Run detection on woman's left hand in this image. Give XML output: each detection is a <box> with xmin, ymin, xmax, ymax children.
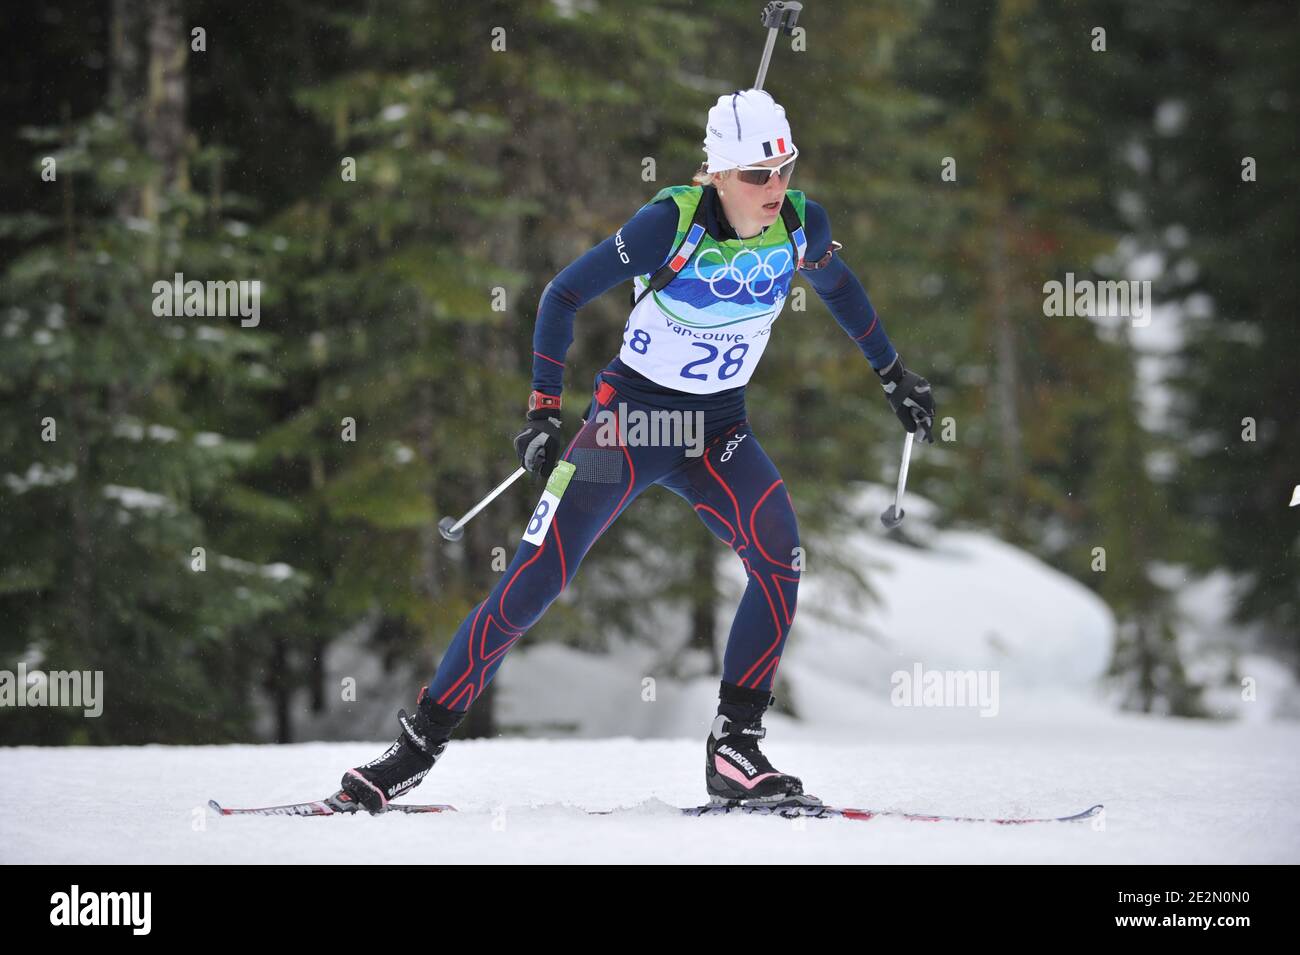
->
<box><xmin>878</xmin><ymin>355</ymin><xmax>936</xmax><ymax>443</ymax></box>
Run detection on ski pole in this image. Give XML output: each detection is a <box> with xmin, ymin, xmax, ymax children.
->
<box><xmin>753</xmin><ymin>1</ymin><xmax>803</xmax><ymax>91</ymax></box>
<box><xmin>438</xmin><ymin>466</ymin><xmax>527</xmax><ymax>542</ymax></box>
<box><xmin>880</xmin><ymin>431</ymin><xmax>914</xmax><ymax>530</ymax></box>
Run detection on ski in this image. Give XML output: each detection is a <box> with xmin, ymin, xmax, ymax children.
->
<box><xmin>208</xmin><ymin>789</ymin><xmax>456</xmax><ymax>817</ymax></box>
<box><xmin>210</xmin><ymin>792</ymin><xmax>1101</xmax><ymax>824</ymax></box>
<box><xmin>667</xmin><ymin>802</ymin><xmax>1104</xmax><ymax>824</ymax></box>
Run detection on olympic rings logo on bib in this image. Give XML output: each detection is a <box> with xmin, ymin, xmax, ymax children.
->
<box><xmin>692</xmin><ymin>247</ymin><xmax>793</xmax><ymax>300</ymax></box>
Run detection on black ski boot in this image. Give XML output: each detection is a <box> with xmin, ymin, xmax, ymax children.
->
<box><xmin>705</xmin><ymin>681</ymin><xmax>821</xmax><ymax>808</ymax></box>
<box><xmin>340</xmin><ymin>686</ymin><xmax>466</xmax><ymax>813</ymax></box>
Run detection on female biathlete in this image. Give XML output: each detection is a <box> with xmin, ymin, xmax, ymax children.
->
<box><xmin>340</xmin><ymin>89</ymin><xmax>936</xmax><ymax>812</ymax></box>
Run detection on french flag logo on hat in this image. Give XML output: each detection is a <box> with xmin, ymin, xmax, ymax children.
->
<box><xmin>761</xmin><ymin>138</ymin><xmax>789</xmax><ymax>157</ymax></box>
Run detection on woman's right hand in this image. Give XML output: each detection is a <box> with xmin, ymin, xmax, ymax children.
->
<box><xmin>513</xmin><ymin>411</ymin><xmax>564</xmax><ymax>480</ymax></box>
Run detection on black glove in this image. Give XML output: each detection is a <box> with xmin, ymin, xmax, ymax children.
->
<box><xmin>878</xmin><ymin>355</ymin><xmax>936</xmax><ymax>443</ymax></box>
<box><xmin>513</xmin><ymin>410</ymin><xmax>564</xmax><ymax>480</ymax></box>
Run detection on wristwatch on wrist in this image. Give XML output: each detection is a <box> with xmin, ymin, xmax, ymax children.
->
<box><xmin>528</xmin><ymin>390</ymin><xmax>562</xmax><ymax>414</ymax></box>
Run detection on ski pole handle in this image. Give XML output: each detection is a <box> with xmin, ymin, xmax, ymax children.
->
<box><xmin>438</xmin><ymin>466</ymin><xmax>527</xmax><ymax>542</ymax></box>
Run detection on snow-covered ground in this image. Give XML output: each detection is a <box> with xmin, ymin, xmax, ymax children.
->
<box><xmin>2</xmin><ymin>699</ymin><xmax>1297</xmax><ymax>863</ymax></box>
<box><xmin>3</xmin><ymin>485</ymin><xmax>1295</xmax><ymax>863</ymax></box>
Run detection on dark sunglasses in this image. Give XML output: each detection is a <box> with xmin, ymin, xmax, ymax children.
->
<box><xmin>733</xmin><ymin>148</ymin><xmax>799</xmax><ymax>186</ymax></box>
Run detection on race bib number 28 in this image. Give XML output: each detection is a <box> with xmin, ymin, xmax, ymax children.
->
<box><xmin>522</xmin><ymin>460</ymin><xmax>576</xmax><ymax>545</ymax></box>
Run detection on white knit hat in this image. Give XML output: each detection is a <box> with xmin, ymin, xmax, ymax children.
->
<box><xmin>702</xmin><ymin>88</ymin><xmax>796</xmax><ymax>173</ymax></box>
